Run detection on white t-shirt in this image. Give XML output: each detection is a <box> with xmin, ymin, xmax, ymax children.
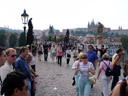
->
<box><xmin>29</xmin><ymin>52</ymin><xmax>36</xmax><ymax>66</ymax></box>
<box><xmin>78</xmin><ymin>62</ymin><xmax>94</xmax><ymax>80</ymax></box>
<box><xmin>72</xmin><ymin>60</ymin><xmax>80</xmax><ymax>75</ymax></box>
<box><xmin>0</xmin><ymin>61</ymin><xmax>14</xmax><ymax>81</ymax></box>
<box><xmin>66</xmin><ymin>50</ymin><xmax>71</xmax><ymax>59</ymax></box>
<box><xmin>51</xmin><ymin>48</ymin><xmax>56</xmax><ymax>53</ymax></box>
<box><xmin>72</xmin><ymin>60</ymin><xmax>79</xmax><ymax>70</ymax></box>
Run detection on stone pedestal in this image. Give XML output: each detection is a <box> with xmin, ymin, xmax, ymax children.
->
<box><xmin>97</xmin><ymin>35</ymin><xmax>102</xmax><ymax>45</ymax></box>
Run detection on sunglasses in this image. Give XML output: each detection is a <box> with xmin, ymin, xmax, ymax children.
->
<box><xmin>11</xmin><ymin>55</ymin><xmax>17</xmax><ymax>57</ymax></box>
<box><xmin>82</xmin><ymin>57</ymin><xmax>87</xmax><ymax>59</ymax></box>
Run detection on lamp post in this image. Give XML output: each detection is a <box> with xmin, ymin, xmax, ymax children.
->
<box><xmin>21</xmin><ymin>9</ymin><xmax>29</xmax><ymax>45</ymax></box>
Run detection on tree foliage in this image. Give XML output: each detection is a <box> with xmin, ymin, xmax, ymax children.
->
<box><xmin>9</xmin><ymin>33</ymin><xmax>17</xmax><ymax>47</ymax></box>
<box><xmin>120</xmin><ymin>36</ymin><xmax>128</xmax><ymax>49</ymax></box>
<box><xmin>19</xmin><ymin>32</ymin><xmax>25</xmax><ymax>46</ymax></box>
<box><xmin>45</xmin><ymin>36</ymin><xmax>56</xmax><ymax>41</ymax></box>
<box><xmin>56</xmin><ymin>35</ymin><xmax>64</xmax><ymax>43</ymax></box>
<box><xmin>0</xmin><ymin>30</ymin><xmax>7</xmax><ymax>47</ymax></box>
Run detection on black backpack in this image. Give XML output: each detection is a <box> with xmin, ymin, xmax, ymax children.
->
<box><xmin>103</xmin><ymin>61</ymin><xmax>113</xmax><ymax>76</ymax></box>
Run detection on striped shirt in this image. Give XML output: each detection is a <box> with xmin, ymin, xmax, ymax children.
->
<box><xmin>79</xmin><ymin>62</ymin><xmax>94</xmax><ymax>80</ymax></box>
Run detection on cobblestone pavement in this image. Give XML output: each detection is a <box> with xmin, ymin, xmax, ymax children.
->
<box><xmin>35</xmin><ymin>53</ymin><xmax>123</xmax><ymax>96</ymax></box>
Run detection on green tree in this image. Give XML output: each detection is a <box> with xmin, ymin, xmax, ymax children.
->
<box><xmin>57</xmin><ymin>35</ymin><xmax>64</xmax><ymax>43</ymax></box>
<box><xmin>0</xmin><ymin>30</ymin><xmax>7</xmax><ymax>47</ymax></box>
<box><xmin>45</xmin><ymin>36</ymin><xmax>49</xmax><ymax>41</ymax></box>
<box><xmin>19</xmin><ymin>32</ymin><xmax>25</xmax><ymax>46</ymax></box>
<box><xmin>120</xmin><ymin>36</ymin><xmax>128</xmax><ymax>49</ymax></box>
<box><xmin>9</xmin><ymin>33</ymin><xmax>17</xmax><ymax>47</ymax></box>
<box><xmin>51</xmin><ymin>37</ymin><xmax>54</xmax><ymax>41</ymax></box>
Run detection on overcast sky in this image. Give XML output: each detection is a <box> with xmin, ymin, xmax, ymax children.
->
<box><xmin>0</xmin><ymin>0</ymin><xmax>128</xmax><ymax>31</ymax></box>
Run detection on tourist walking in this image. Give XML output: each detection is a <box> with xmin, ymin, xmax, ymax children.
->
<box><xmin>86</xmin><ymin>44</ymin><xmax>98</xmax><ymax>70</ymax></box>
<box><xmin>99</xmin><ymin>45</ymin><xmax>106</xmax><ymax>62</ymax></box>
<box><xmin>57</xmin><ymin>45</ymin><xmax>62</xmax><ymax>66</ymax></box>
<box><xmin>72</xmin><ymin>52</ymin><xmax>84</xmax><ymax>96</ymax></box>
<box><xmin>74</xmin><ymin>53</ymin><xmax>95</xmax><ymax>96</ymax></box>
<box><xmin>73</xmin><ymin>47</ymin><xmax>79</xmax><ymax>61</ymax></box>
<box><xmin>37</xmin><ymin>44</ymin><xmax>43</xmax><ymax>61</ymax></box>
<box><xmin>43</xmin><ymin>42</ymin><xmax>49</xmax><ymax>61</ymax></box>
<box><xmin>66</xmin><ymin>47</ymin><xmax>71</xmax><ymax>66</ymax></box>
<box><xmin>97</xmin><ymin>53</ymin><xmax>112</xmax><ymax>96</ymax></box>
<box><xmin>51</xmin><ymin>45</ymin><xmax>56</xmax><ymax>62</ymax></box>
<box><xmin>111</xmin><ymin>48</ymin><xmax>123</xmax><ymax>90</ymax></box>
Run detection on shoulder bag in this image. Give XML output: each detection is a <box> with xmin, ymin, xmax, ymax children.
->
<box><xmin>88</xmin><ymin>63</ymin><xmax>96</xmax><ymax>85</ymax></box>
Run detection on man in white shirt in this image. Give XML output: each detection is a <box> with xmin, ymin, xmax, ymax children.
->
<box><xmin>0</xmin><ymin>48</ymin><xmax>17</xmax><ymax>82</ymax></box>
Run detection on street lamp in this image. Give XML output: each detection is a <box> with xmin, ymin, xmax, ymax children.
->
<box><xmin>21</xmin><ymin>9</ymin><xmax>29</xmax><ymax>45</ymax></box>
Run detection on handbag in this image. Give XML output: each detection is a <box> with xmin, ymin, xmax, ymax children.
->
<box><xmin>88</xmin><ymin>63</ymin><xmax>96</xmax><ymax>85</ymax></box>
<box><xmin>67</xmin><ymin>54</ymin><xmax>71</xmax><ymax>58</ymax></box>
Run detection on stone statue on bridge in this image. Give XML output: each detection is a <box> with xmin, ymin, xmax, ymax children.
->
<box><xmin>98</xmin><ymin>22</ymin><xmax>103</xmax><ymax>36</ymax></box>
<box><xmin>97</xmin><ymin>22</ymin><xmax>103</xmax><ymax>45</ymax></box>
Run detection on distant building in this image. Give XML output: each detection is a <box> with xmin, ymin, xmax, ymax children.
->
<box><xmin>62</xmin><ymin>28</ymin><xmax>88</xmax><ymax>35</ymax></box>
<box><xmin>87</xmin><ymin>19</ymin><xmax>111</xmax><ymax>33</ymax></box>
<box><xmin>84</xmin><ymin>34</ymin><xmax>96</xmax><ymax>43</ymax></box>
<box><xmin>110</xmin><ymin>26</ymin><xmax>128</xmax><ymax>35</ymax></box>
<box><xmin>88</xmin><ymin>19</ymin><xmax>98</xmax><ymax>29</ymax></box>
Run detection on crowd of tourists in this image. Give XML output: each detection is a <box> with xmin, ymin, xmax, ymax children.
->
<box><xmin>0</xmin><ymin>41</ymin><xmax>128</xmax><ymax>96</ymax></box>
<box><xmin>0</xmin><ymin>45</ymin><xmax>38</xmax><ymax>96</ymax></box>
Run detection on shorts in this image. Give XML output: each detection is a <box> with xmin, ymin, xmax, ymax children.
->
<box><xmin>74</xmin><ymin>56</ymin><xmax>77</xmax><ymax>58</ymax></box>
<box><xmin>52</xmin><ymin>52</ymin><xmax>56</xmax><ymax>57</ymax></box>
<box><xmin>38</xmin><ymin>51</ymin><xmax>43</xmax><ymax>55</ymax></box>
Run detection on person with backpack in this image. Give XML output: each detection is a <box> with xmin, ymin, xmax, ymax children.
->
<box><xmin>97</xmin><ymin>53</ymin><xmax>113</xmax><ymax>96</ymax></box>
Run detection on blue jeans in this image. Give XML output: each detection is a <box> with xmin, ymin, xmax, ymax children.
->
<box><xmin>26</xmin><ymin>78</ymin><xmax>31</xmax><ymax>96</ymax></box>
<box><xmin>75</xmin><ymin>75</ymin><xmax>80</xmax><ymax>96</ymax></box>
<box><xmin>79</xmin><ymin>79</ymin><xmax>91</xmax><ymax>96</ymax></box>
